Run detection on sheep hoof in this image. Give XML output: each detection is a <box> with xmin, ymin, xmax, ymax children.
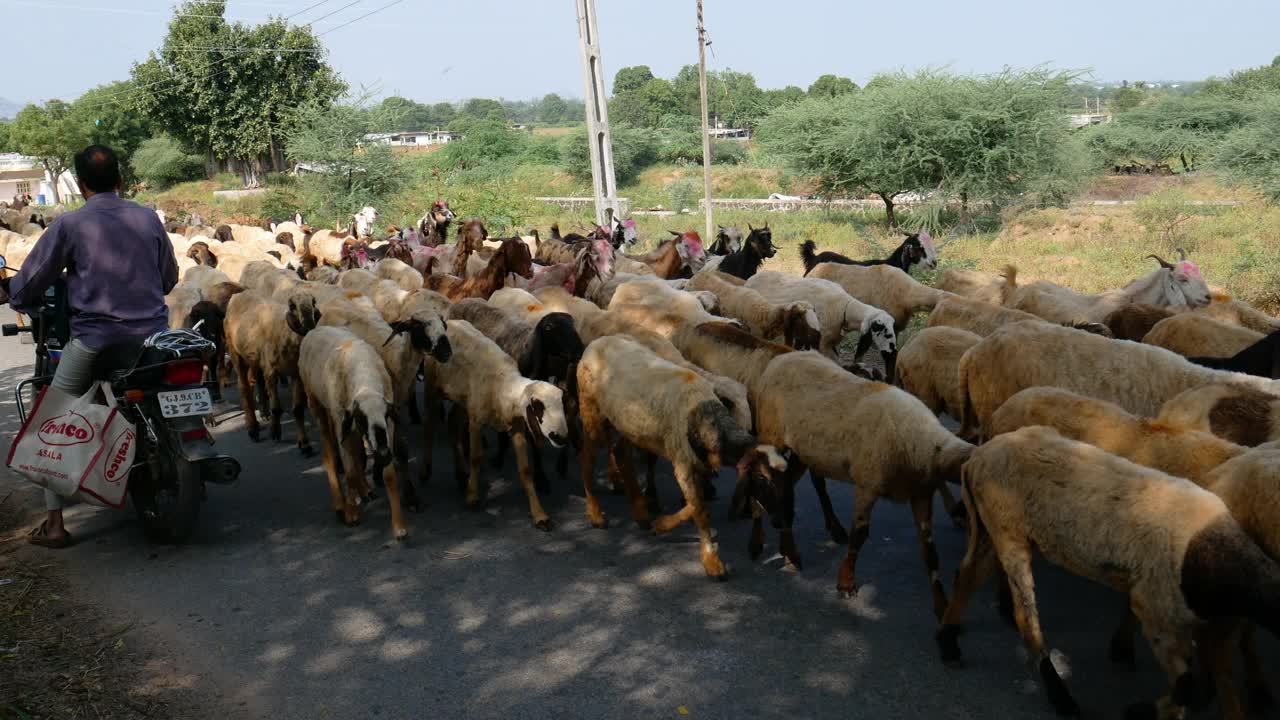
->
<box><xmin>1122</xmin><ymin>703</ymin><xmax>1155</xmax><ymax>720</ymax></box>
<box><xmin>1250</xmin><ymin>684</ymin><xmax>1276</xmax><ymax>712</ymax></box>
<box><xmin>247</xmin><ymin>427</ymin><xmax>262</xmax><ymax>443</ymax></box>
<box><xmin>269</xmin><ymin>427</ymin><xmax>283</xmax><ymax>442</ymax></box>
<box><xmin>393</xmin><ymin>528</ymin><xmax>408</xmax><ymax>541</ymax></box>
<box><xmin>589</xmin><ymin>514</ymin><xmax>609</xmax><ymax>530</ymax></box>
<box><xmin>534</xmin><ymin>517</ymin><xmax>554</xmax><ymax>532</ymax></box>
<box><xmin>1040</xmin><ymin>657</ymin><xmax>1080</xmax><ymax>717</ymax></box>
<box><xmin>936</xmin><ymin>625</ymin><xmax>964</xmax><ymax>668</ymax></box>
<box><xmin>701</xmin><ymin>550</ymin><xmax>729</xmax><ymax>581</ymax></box>
<box><xmin>298</xmin><ymin>444</ymin><xmax>314</xmax><ymax>458</ymax></box>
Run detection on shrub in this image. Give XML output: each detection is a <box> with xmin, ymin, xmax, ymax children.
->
<box><xmin>132</xmin><ymin>136</ymin><xmax>205</xmax><ymax>190</ymax></box>
<box><xmin>560</xmin><ymin>126</ymin><xmax>659</xmax><ymax>184</ymax></box>
<box><xmin>665</xmin><ymin>175</ymin><xmax>700</xmax><ymax>213</ymax></box>
<box><xmin>439</xmin><ymin>119</ymin><xmax>527</xmax><ymax>167</ymax></box>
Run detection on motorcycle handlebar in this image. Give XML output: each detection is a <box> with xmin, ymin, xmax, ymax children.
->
<box><xmin>2</xmin><ymin>324</ymin><xmax>27</xmax><ymax>336</ymax></box>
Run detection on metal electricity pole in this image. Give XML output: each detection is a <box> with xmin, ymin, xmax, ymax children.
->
<box><xmin>575</xmin><ymin>0</ymin><xmax>619</xmax><ymax>227</ymax></box>
<box><xmin>696</xmin><ymin>0</ymin><xmax>714</xmax><ymax>241</ymax></box>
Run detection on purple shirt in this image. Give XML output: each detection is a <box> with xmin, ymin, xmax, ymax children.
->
<box><xmin>9</xmin><ymin>192</ymin><xmax>178</xmax><ymax>349</ymax></box>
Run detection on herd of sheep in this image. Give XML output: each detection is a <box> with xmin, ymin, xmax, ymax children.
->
<box><xmin>9</xmin><ymin>197</ymin><xmax>1280</xmax><ymax>719</ymax></box>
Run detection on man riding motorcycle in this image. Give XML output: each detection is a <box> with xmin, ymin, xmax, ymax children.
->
<box><xmin>0</xmin><ymin>145</ymin><xmax>178</xmax><ymax>549</ymax></box>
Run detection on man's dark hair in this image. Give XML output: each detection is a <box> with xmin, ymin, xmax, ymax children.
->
<box><xmin>74</xmin><ymin>145</ymin><xmax>122</xmax><ymax>193</ymax></box>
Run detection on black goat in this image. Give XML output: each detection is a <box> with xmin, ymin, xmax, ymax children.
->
<box><xmin>1189</xmin><ymin>331</ymin><xmax>1280</xmax><ymax>378</ymax></box>
<box><xmin>799</xmin><ymin>232</ymin><xmax>936</xmax><ymax>276</ymax></box>
<box><xmin>717</xmin><ymin>225</ymin><xmax>775</xmax><ymax>281</ymax></box>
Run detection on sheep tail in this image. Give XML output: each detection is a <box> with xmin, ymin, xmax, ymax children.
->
<box><xmin>955</xmin><ymin>351</ymin><xmax>980</xmax><ymax>443</ymax></box>
<box><xmin>799</xmin><ymin>240</ymin><xmax>819</xmax><ymax>276</ymax></box>
<box><xmin>998</xmin><ymin>265</ymin><xmax>1018</xmax><ymax>306</ymax></box>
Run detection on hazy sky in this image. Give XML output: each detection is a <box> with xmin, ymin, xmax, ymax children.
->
<box><xmin>4</xmin><ymin>0</ymin><xmax>1279</xmax><ymax>106</ymax></box>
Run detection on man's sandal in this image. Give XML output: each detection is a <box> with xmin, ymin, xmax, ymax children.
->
<box><xmin>27</xmin><ymin>521</ymin><xmax>72</xmax><ymax>549</ymax></box>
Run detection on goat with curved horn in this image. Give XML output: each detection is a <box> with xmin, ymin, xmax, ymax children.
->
<box><xmin>1147</xmin><ymin>254</ymin><xmax>1175</xmax><ymax>270</ymax></box>
<box><xmin>1177</xmin><ymin>248</ymin><xmax>1188</xmax><ymax>262</ymax></box>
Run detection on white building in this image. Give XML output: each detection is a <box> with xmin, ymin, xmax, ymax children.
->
<box><xmin>0</xmin><ymin>153</ymin><xmax>80</xmax><ymax>205</ymax></box>
<box><xmin>363</xmin><ymin>130</ymin><xmax>460</xmax><ymax>147</ymax></box>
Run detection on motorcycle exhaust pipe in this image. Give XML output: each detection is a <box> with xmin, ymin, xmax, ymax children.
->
<box><xmin>202</xmin><ymin>456</ymin><xmax>242</xmax><ymax>485</ymax></box>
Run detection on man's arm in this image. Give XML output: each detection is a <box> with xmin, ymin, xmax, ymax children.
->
<box><xmin>8</xmin><ymin>220</ymin><xmax>70</xmax><ymax>312</ymax></box>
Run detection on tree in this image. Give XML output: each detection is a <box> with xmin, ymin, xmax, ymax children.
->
<box><xmin>131</xmin><ymin>1</ymin><xmax>345</xmax><ymax>183</ymax></box>
<box><xmin>1086</xmin><ymin>94</ymin><xmax>1250</xmax><ymax>172</ymax></box>
<box><xmin>537</xmin><ymin>93</ymin><xmax>568</xmax><ymax>124</ymax></box>
<box><xmin>561</xmin><ymin>126</ymin><xmax>658</xmax><ymax>184</ymax></box>
<box><xmin>808</xmin><ymin>74</ymin><xmax>858</xmax><ymax>98</ymax></box>
<box><xmin>285</xmin><ymin>99</ymin><xmax>409</xmax><ymax>219</ymax></box>
<box><xmin>429</xmin><ymin>102</ymin><xmax>457</xmax><ymax>127</ymax></box>
<box><xmin>459</xmin><ymin>98</ymin><xmax>506</xmax><ymax>120</ymax></box>
<box><xmin>613</xmin><ymin>65</ymin><xmax>655</xmax><ymax>96</ymax></box>
<box><xmin>759</xmin><ymin>68</ymin><xmax>1083</xmax><ymax>225</ymax></box>
<box><xmin>0</xmin><ymin>121</ymin><xmax>11</xmax><ymax>153</ymax></box>
<box><xmin>1214</xmin><ymin>94</ymin><xmax>1280</xmax><ymax>201</ymax></box>
<box><xmin>609</xmin><ymin>78</ymin><xmax>680</xmax><ymax>128</ymax></box>
<box><xmin>9</xmin><ymin>101</ymin><xmax>86</xmax><ymax>203</ymax></box>
<box><xmin>763</xmin><ymin>85</ymin><xmax>806</xmax><ymax>109</ymax></box>
<box><xmin>376</xmin><ymin>96</ymin><xmax>434</xmax><ymax>130</ymax></box>
<box><xmin>132</xmin><ymin>136</ymin><xmax>205</xmax><ymax>189</ymax></box>
<box><xmin>70</xmin><ymin>81</ymin><xmax>157</xmax><ymax>187</ymax></box>
<box><xmin>439</xmin><ymin>119</ymin><xmax>527</xmax><ymax>167</ymax></box>
<box><xmin>1109</xmin><ymin>81</ymin><xmax>1148</xmax><ymax>113</ymax></box>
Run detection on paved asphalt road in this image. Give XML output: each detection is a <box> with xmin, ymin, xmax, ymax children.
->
<box><xmin>0</xmin><ymin>305</ymin><xmax>1272</xmax><ymax>720</ymax></box>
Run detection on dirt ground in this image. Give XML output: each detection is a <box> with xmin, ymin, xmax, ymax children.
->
<box><xmin>0</xmin><ymin>496</ymin><xmax>221</xmax><ymax>720</ymax></box>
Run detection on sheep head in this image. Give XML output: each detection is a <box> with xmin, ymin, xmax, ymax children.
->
<box><xmin>912</xmin><ymin>231</ymin><xmax>938</xmax><ymax>271</ymax></box>
<box><xmin>848</xmin><ymin>309</ymin><xmax>897</xmax><ymax>356</ymax></box>
<box><xmin>502</xmin><ymin>237</ymin><xmax>535</xmax><ymax>279</ymax></box>
<box><xmin>612</xmin><ymin>217</ymin><xmax>639</xmax><ymax>250</ymax></box>
<box><xmin>530</xmin><ymin>313</ymin><xmax>584</xmax><ymax>384</ymax></box>
<box><xmin>713</xmin><ymin>225</ymin><xmax>744</xmax><ymax>255</ymax></box>
<box><xmin>214</xmin><ymin>225</ymin><xmax>234</xmax><ymax>243</ymax></box>
<box><xmin>285</xmin><ymin>293</ymin><xmax>322</xmax><ymax>336</ymax></box>
<box><xmin>389</xmin><ymin>313</ymin><xmax>452</xmax><ymax>362</ymax></box>
<box><xmin>687</xmin><ymin>399</ymin><xmax>755</xmax><ymax>472</ymax></box>
<box><xmin>783</xmin><ymin>302</ymin><xmax>822</xmax><ymax>351</ymax></box>
<box><xmin>185</xmin><ymin>301</ymin><xmax>225</xmax><ymax>347</ymax></box>
<box><xmin>275</xmin><ymin>231</ymin><xmax>296</xmax><ymax>251</ymax></box>
<box><xmin>730</xmin><ymin>444</ymin><xmax>794</xmax><ymax>527</ymax></box>
<box><xmin>187</xmin><ymin>242</ymin><xmax>216</xmax><ymax>267</ymax></box>
<box><xmin>353</xmin><ymin>206</ymin><xmax>379</xmax><ymax>238</ymax></box>
<box><xmin>1146</xmin><ymin>250</ymin><xmax>1211</xmax><ymax>308</ymax></box>
<box><xmin>520</xmin><ymin>381</ymin><xmax>567</xmax><ymax>448</ymax></box>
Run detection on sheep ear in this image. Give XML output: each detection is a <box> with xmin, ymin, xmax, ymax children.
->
<box><xmin>524</xmin><ymin>399</ymin><xmax>547</xmax><ymax>447</ymax></box>
<box><xmin>286</xmin><ymin>308</ymin><xmax>307</xmax><ymax>336</ymax></box>
<box><xmin>729</xmin><ymin>460</ymin><xmax>756</xmax><ymax>521</ymax></box>
<box><xmin>852</xmin><ymin>331</ymin><xmax>874</xmax><ymax>360</ymax></box>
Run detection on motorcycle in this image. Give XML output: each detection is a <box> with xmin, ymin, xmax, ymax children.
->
<box><xmin>0</xmin><ymin>254</ymin><xmax>241</xmax><ymax>542</ymax></box>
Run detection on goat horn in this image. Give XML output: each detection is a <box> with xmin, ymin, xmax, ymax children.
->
<box><xmin>1176</xmin><ymin>248</ymin><xmax>1187</xmax><ymax>262</ymax></box>
<box><xmin>1146</xmin><ymin>254</ymin><xmax>1175</xmax><ymax>270</ymax></box>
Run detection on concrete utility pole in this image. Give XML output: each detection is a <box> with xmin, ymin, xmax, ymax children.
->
<box><xmin>575</xmin><ymin>0</ymin><xmax>619</xmax><ymax>227</ymax></box>
<box><xmin>696</xmin><ymin>0</ymin><xmax>714</xmax><ymax>242</ymax></box>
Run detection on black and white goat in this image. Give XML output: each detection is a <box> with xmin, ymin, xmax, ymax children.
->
<box><xmin>800</xmin><ymin>232</ymin><xmax>938</xmax><ymax>276</ymax></box>
<box><xmin>707</xmin><ymin>225</ymin><xmax>776</xmax><ymax>281</ymax></box>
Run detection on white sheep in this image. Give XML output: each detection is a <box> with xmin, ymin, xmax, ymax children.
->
<box><xmin>936</xmin><ymin>268</ymin><xmax>1007</xmax><ymax>305</ymax></box>
<box><xmin>746</xmin><ymin>270</ymin><xmax>896</xmax><ymax>362</ymax></box>
<box><xmin>957</xmin><ymin>321</ymin><xmax>1280</xmax><ymax>439</ymax></box>
<box><xmin>607</xmin><ymin>276</ymin><xmax>722</xmax><ymax>323</ymax></box>
<box><xmin>336</xmin><ymin>268</ymin><xmax>380</xmax><ymax>295</ymax></box>
<box><xmin>576</xmin><ymin>335</ymin><xmax>770</xmax><ymax>579</ymax></box>
<box><xmin>224</xmin><ymin>289</ymin><xmax>323</xmax><ymax>450</ymax></box>
<box><xmin>897</xmin><ymin>326</ymin><xmax>982</xmax><ymax>422</ymax></box>
<box><xmin>1001</xmin><ymin>252</ymin><xmax>1212</xmax><ymax>325</ymax></box>
<box><xmin>1194</xmin><ymin>299</ymin><xmax>1280</xmax><ymax>335</ymax></box>
<box><xmin>926</xmin><ymin>296</ymin><xmax>1048</xmax><ymax>337</ymax></box>
<box><xmin>373</xmin><ymin>258</ymin><xmax>424</xmax><ymax>292</ymax></box>
<box><xmin>165</xmin><ymin>283</ymin><xmax>204</xmax><ymax>330</ymax></box>
<box><xmin>298</xmin><ymin>326</ymin><xmax>407</xmax><ymax>538</ymax></box>
<box><xmin>688</xmin><ymin>271</ymin><xmax>821</xmax><ymax>349</ymax></box>
<box><xmin>807</xmin><ymin>262</ymin><xmax>954</xmax><ymax>332</ymax></box>
<box><xmin>938</xmin><ymin>425</ymin><xmax>1280</xmax><ymax>720</ymax></box>
<box><xmin>422</xmin><ymin>320</ymin><xmax>567</xmax><ymax>529</ymax></box>
<box><xmin>747</xmin><ymin>351</ymin><xmax>973</xmax><ymax>607</ymax></box>
<box><xmin>1142</xmin><ymin>313</ymin><xmax>1264</xmax><ymax>358</ymax></box>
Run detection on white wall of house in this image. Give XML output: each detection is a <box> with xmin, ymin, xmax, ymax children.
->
<box><xmin>0</xmin><ymin>153</ymin><xmax>80</xmax><ymax>204</ymax></box>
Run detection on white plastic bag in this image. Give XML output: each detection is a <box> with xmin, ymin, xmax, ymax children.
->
<box><xmin>6</xmin><ymin>381</ymin><xmax>136</xmax><ymax>508</ymax></box>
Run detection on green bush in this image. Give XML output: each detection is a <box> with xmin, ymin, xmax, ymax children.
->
<box><xmin>665</xmin><ymin>176</ymin><xmax>700</xmax><ymax>213</ymax></box>
<box><xmin>520</xmin><ymin>135</ymin><xmax>563</xmax><ymax>165</ymax></box>
<box><xmin>132</xmin><ymin>136</ymin><xmax>205</xmax><ymax>190</ymax></box>
<box><xmin>560</xmin><ymin>126</ymin><xmax>659</xmax><ymax>184</ymax></box>
<box><xmin>438</xmin><ymin>120</ymin><xmax>526</xmax><ymax>167</ymax></box>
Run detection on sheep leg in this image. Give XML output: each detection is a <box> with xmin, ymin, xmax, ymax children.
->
<box><xmin>997</xmin><ymin>541</ymin><xmax>1080</xmax><ymax>717</ymax></box>
<box><xmin>233</xmin><ymin>356</ymin><xmax>261</xmax><ymax>442</ymax></box>
<box><xmin>446</xmin><ymin>404</ymin><xmax>468</xmax><ymax>493</ymax></box>
<box><xmin>673</xmin><ymin>464</ymin><xmax>727</xmax><ymax>581</ymax></box>
<box><xmin>313</xmin><ymin>405</ymin><xmax>357</xmax><ymax>526</ymax></box>
<box><xmin>465</xmin><ymin>415</ymin><xmax>485</xmax><ymax>511</ymax></box>
<box><xmin>1240</xmin><ymin>623</ymin><xmax>1274</xmax><ymax>712</ymax></box>
<box><xmin>1197</xmin><ymin>621</ymin><xmax>1243</xmax><ymax>720</ymax></box>
<box><xmin>512</xmin><ymin>431</ymin><xmax>552</xmax><ymax>531</ymax></box>
<box><xmin>555</xmin><ymin>418</ymin><xmax>580</xmax><ymax>478</ymax></box>
<box><xmin>810</xmin><ymin>473</ymin><xmax>849</xmax><ymax>544</ymax></box>
<box><xmin>380</xmin><ymin>432</ymin><xmax>409</xmax><ymax>541</ymax></box>
<box><xmin>936</xmin><ymin>483</ymin><xmax>997</xmax><ymax>667</ymax></box>
<box><xmin>419</xmin><ymin>394</ymin><xmax>438</xmax><ymax>487</ymax></box>
<box><xmin>1108</xmin><ymin>602</ymin><xmax>1139</xmax><ymax>668</ymax></box>
<box><xmin>611</xmin><ymin>436</ymin><xmax>650</xmax><ymax>530</ymax></box>
<box><xmin>390</xmin><ymin>410</ymin><xmax>421</xmax><ymax>512</ymax></box>
<box><xmin>340</xmin><ymin>429</ymin><xmax>371</xmax><ymax>513</ymax></box>
<box><xmin>835</xmin><ymin>490</ymin><xmax>877</xmax><ymax>597</ymax></box>
<box><xmin>910</xmin><ymin>492</ymin><xmax>949</xmax><ymax>622</ymax></box>
<box><xmin>290</xmin><ymin>376</ymin><xmax>312</xmax><ymax>457</ymax></box>
<box><xmin>642</xmin><ymin>450</ymin><xmax>661</xmax><ymax>513</ymax></box>
<box><xmin>406</xmin><ymin>393</ymin><xmax>422</xmax><ymax>426</ymax></box>
<box><xmin>491</xmin><ymin>432</ymin><xmax>510</xmax><ymax>470</ymax></box>
<box><xmin>265</xmin><ymin>372</ymin><xmax>283</xmax><ymax>443</ymax></box>
<box><xmin>937</xmin><ymin>483</ymin><xmax>967</xmax><ymax>531</ymax></box>
<box><xmin>1128</xmin><ymin>609</ymin><xmax>1196</xmax><ymax>720</ymax></box>
<box><xmin>254</xmin><ymin>368</ymin><xmax>270</xmax><ymax>422</ymax></box>
<box><xmin>530</xmin><ymin>441</ymin><xmax>551</xmax><ymax>495</ymax></box>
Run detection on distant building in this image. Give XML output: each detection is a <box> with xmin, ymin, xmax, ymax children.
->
<box><xmin>363</xmin><ymin>130</ymin><xmax>460</xmax><ymax>147</ymax></box>
<box><xmin>1069</xmin><ymin>113</ymin><xmax>1112</xmax><ymax>129</ymax></box>
<box><xmin>0</xmin><ymin>153</ymin><xmax>79</xmax><ymax>204</ymax></box>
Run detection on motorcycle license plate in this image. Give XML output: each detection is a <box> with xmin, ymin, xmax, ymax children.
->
<box><xmin>157</xmin><ymin>389</ymin><xmax>213</xmax><ymax>418</ymax></box>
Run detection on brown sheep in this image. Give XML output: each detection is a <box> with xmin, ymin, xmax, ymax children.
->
<box><xmin>1142</xmin><ymin>313</ymin><xmax>1265</xmax><ymax>358</ymax></box>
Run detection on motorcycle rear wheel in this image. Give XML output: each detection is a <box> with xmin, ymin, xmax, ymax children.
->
<box><xmin>130</xmin><ymin>439</ymin><xmax>203</xmax><ymax>544</ymax></box>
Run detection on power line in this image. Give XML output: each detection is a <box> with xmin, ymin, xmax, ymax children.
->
<box><xmin>316</xmin><ymin>0</ymin><xmax>403</xmax><ymax>36</ymax></box>
<box><xmin>298</xmin><ymin>0</ymin><xmax>363</xmax><ymax>27</ymax></box>
<box><xmin>77</xmin><ymin>0</ymin><xmax>340</xmax><ymax>111</ymax></box>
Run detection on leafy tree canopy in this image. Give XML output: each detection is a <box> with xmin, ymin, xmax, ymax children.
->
<box><xmin>9</xmin><ymin>100</ymin><xmax>86</xmax><ymax>203</ymax></box>
<box><xmin>613</xmin><ymin>66</ymin><xmax>656</xmax><ymax>96</ymax></box>
<box><xmin>807</xmin><ymin>74</ymin><xmax>858</xmax><ymax>98</ymax></box>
